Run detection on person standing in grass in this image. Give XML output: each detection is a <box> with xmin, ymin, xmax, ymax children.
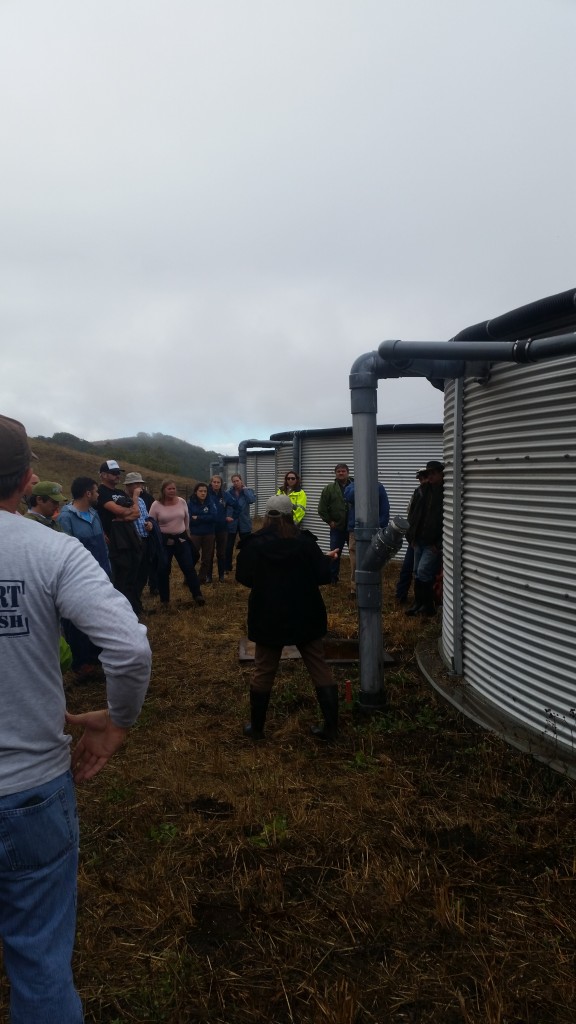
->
<box><xmin>224</xmin><ymin>473</ymin><xmax>256</xmax><ymax>571</ymax></box>
<box><xmin>148</xmin><ymin>480</ymin><xmax>205</xmax><ymax>607</ymax></box>
<box><xmin>276</xmin><ymin>470</ymin><xmax>307</xmax><ymax>526</ymax></box>
<box><xmin>188</xmin><ymin>481</ymin><xmax>216</xmax><ymax>583</ymax></box>
<box><xmin>317</xmin><ymin>462</ymin><xmax>352</xmax><ymax>584</ymax></box>
<box><xmin>208</xmin><ymin>474</ymin><xmax>233</xmax><ymax>583</ymax></box>
<box><xmin>0</xmin><ymin>414</ymin><xmax>151</xmax><ymax>1024</ymax></box>
<box><xmin>236</xmin><ymin>494</ymin><xmax>340</xmax><ymax>742</ymax></box>
<box><xmin>58</xmin><ymin>476</ymin><xmax>112</xmax><ymax>682</ymax></box>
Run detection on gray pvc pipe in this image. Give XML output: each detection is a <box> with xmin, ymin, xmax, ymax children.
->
<box><xmin>351</xmin><ymin>330</ymin><xmax>576</xmax><ymax>710</ymax></box>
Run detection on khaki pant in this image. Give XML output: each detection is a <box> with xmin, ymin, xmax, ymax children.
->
<box><xmin>253</xmin><ymin>637</ymin><xmax>334</xmax><ymax>693</ymax></box>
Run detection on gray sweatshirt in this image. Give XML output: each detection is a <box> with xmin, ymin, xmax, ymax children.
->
<box><xmin>0</xmin><ymin>510</ymin><xmax>151</xmax><ymax>795</ymax></box>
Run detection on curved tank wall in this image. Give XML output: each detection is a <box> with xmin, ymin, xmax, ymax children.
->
<box><xmin>437</xmin><ymin>354</ymin><xmax>576</xmax><ymax>775</ymax></box>
<box><xmin>271</xmin><ymin>425</ymin><xmax>443</xmax><ymax>550</ymax></box>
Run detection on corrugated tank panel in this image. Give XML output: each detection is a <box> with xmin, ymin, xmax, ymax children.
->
<box><xmin>299</xmin><ymin>429</ymin><xmax>444</xmax><ymax>554</ymax></box>
<box><xmin>275</xmin><ymin>444</ymin><xmax>295</xmax><ymax>497</ymax></box>
<box><xmin>246</xmin><ymin>451</ymin><xmax>276</xmax><ymax>516</ymax></box>
<box><xmin>376</xmin><ymin>433</ymin><xmax>444</xmax><ymax>518</ymax></box>
<box><xmin>461</xmin><ymin>355</ymin><xmax>576</xmax><ymax>757</ymax></box>
<box><xmin>301</xmin><ymin>434</ymin><xmax>354</xmax><ymax>549</ymax></box>
<box><xmin>222</xmin><ymin>456</ymin><xmax>239</xmax><ymax>486</ymax></box>
<box><xmin>441</xmin><ymin>382</ymin><xmax>456</xmax><ymax>663</ymax></box>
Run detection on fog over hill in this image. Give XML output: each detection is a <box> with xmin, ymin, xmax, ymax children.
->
<box><xmin>35</xmin><ymin>431</ymin><xmax>222</xmax><ymax>483</ymax></box>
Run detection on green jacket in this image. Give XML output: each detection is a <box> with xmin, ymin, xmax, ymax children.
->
<box><xmin>317</xmin><ymin>479</ymin><xmax>350</xmax><ymax>531</ymax></box>
<box><xmin>25</xmin><ymin>511</ymin><xmax>62</xmax><ymax>531</ymax></box>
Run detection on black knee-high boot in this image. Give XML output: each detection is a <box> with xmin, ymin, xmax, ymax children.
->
<box><xmin>243</xmin><ymin>689</ymin><xmax>271</xmax><ymax>740</ymax></box>
<box><xmin>419</xmin><ymin>580</ymin><xmax>437</xmax><ymax>616</ymax></box>
<box><xmin>311</xmin><ymin>685</ymin><xmax>339</xmax><ymax>741</ymax></box>
<box><xmin>405</xmin><ymin>578</ymin><xmax>425</xmax><ymax>616</ymax></box>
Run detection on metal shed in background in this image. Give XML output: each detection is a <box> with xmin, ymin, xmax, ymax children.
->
<box><xmin>217</xmin><ymin>452</ymin><xmax>276</xmax><ymax>517</ymax></box>
<box><xmin>271</xmin><ymin>425</ymin><xmax>443</xmax><ymax>551</ymax></box>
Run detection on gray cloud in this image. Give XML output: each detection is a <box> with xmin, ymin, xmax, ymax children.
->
<box><xmin>1</xmin><ymin>0</ymin><xmax>574</xmax><ymax>454</ymax></box>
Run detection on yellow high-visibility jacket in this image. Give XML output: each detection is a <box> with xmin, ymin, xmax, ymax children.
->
<box><xmin>276</xmin><ymin>487</ymin><xmax>307</xmax><ymax>525</ymax></box>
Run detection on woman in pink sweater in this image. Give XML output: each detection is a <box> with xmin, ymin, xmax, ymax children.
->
<box><xmin>149</xmin><ymin>480</ymin><xmax>205</xmax><ymax>607</ymax></box>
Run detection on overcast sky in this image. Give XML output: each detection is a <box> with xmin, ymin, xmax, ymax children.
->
<box><xmin>1</xmin><ymin>0</ymin><xmax>574</xmax><ymax>455</ymax></box>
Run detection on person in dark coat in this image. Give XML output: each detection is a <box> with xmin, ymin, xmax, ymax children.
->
<box><xmin>405</xmin><ymin>459</ymin><xmax>444</xmax><ymax>616</ymax></box>
<box><xmin>236</xmin><ymin>494</ymin><xmax>340</xmax><ymax>741</ymax></box>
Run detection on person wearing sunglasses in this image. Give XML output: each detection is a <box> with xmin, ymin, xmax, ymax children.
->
<box><xmin>96</xmin><ymin>459</ymin><xmax>143</xmax><ymax>613</ymax></box>
<box><xmin>276</xmin><ymin>470</ymin><xmax>307</xmax><ymax>526</ymax></box>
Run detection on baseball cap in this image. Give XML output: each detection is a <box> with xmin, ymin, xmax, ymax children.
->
<box><xmin>99</xmin><ymin>460</ymin><xmax>122</xmax><ymax>473</ymax></box>
<box><xmin>31</xmin><ymin>481</ymin><xmax>68</xmax><ymax>502</ymax></box>
<box><xmin>265</xmin><ymin>494</ymin><xmax>294</xmax><ymax>517</ymax></box>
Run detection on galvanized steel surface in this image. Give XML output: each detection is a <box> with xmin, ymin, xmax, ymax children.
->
<box><xmin>278</xmin><ymin>427</ymin><xmax>443</xmax><ymax>552</ymax></box>
<box><xmin>441</xmin><ymin>355</ymin><xmax>576</xmax><ymax>770</ymax></box>
<box><xmin>246</xmin><ymin>451</ymin><xmax>276</xmax><ymax>516</ymax></box>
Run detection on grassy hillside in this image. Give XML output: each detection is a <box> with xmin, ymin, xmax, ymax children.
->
<box><xmin>90</xmin><ymin>432</ymin><xmax>222</xmax><ymax>480</ymax></box>
<box><xmin>29</xmin><ymin>437</ymin><xmax>198</xmax><ymax>500</ymax></box>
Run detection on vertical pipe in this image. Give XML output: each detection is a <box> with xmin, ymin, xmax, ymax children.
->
<box><xmin>350</xmin><ymin>356</ymin><xmax>386</xmax><ymax>709</ymax></box>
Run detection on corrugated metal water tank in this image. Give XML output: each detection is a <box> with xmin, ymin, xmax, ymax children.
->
<box><xmin>440</xmin><ymin>354</ymin><xmax>576</xmax><ymax>774</ymax></box>
<box><xmin>271</xmin><ymin>425</ymin><xmax>443</xmax><ymax>551</ymax></box>
<box><xmin>221</xmin><ymin>452</ymin><xmax>277</xmax><ymax>516</ymax></box>
<box><xmin>245</xmin><ymin>450</ymin><xmax>276</xmax><ymax>516</ymax></box>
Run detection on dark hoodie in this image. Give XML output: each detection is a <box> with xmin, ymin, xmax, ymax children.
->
<box><xmin>236</xmin><ymin>527</ymin><xmax>332</xmax><ymax>646</ymax></box>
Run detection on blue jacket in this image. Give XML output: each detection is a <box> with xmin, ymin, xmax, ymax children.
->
<box><xmin>187</xmin><ymin>496</ymin><xmax>216</xmax><ymax>536</ymax></box>
<box><xmin>208</xmin><ymin>486</ymin><xmax>234</xmax><ymax>533</ymax></box>
<box><xmin>58</xmin><ymin>503</ymin><xmax>111</xmax><ymax>575</ymax></box>
<box><xmin>343</xmin><ymin>482</ymin><xmax>390</xmax><ymax>531</ymax></box>
<box><xmin>225</xmin><ymin>486</ymin><xmax>256</xmax><ymax>533</ymax></box>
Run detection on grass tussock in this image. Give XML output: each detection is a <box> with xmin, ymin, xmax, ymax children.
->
<box><xmin>3</xmin><ymin>560</ymin><xmax>575</xmax><ymax>1023</ymax></box>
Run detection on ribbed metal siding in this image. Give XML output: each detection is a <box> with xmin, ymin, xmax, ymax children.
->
<box><xmin>221</xmin><ymin>456</ymin><xmax>239</xmax><ymax>486</ymax></box>
<box><xmin>299</xmin><ymin>429</ymin><xmax>444</xmax><ymax>552</ymax></box>
<box><xmin>246</xmin><ymin>451</ymin><xmax>276</xmax><ymax>517</ymax></box>
<box><xmin>441</xmin><ymin>382</ymin><xmax>456</xmax><ymax>663</ymax></box>
<box><xmin>275</xmin><ymin>444</ymin><xmax>295</xmax><ymax>497</ymax></box>
<box><xmin>461</xmin><ymin>355</ymin><xmax>576</xmax><ymax>759</ymax></box>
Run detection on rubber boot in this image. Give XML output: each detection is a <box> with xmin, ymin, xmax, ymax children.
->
<box><xmin>405</xmin><ymin>579</ymin><xmax>426</xmax><ymax>616</ymax></box>
<box><xmin>419</xmin><ymin>580</ymin><xmax>437</xmax><ymax>616</ymax></box>
<box><xmin>243</xmin><ymin>689</ymin><xmax>271</xmax><ymax>740</ymax></box>
<box><xmin>311</xmin><ymin>685</ymin><xmax>339</xmax><ymax>741</ymax></box>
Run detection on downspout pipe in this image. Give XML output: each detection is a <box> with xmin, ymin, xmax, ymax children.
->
<box><xmin>351</xmin><ymin>329</ymin><xmax>576</xmax><ymax>710</ymax></box>
<box><xmin>237</xmin><ymin>438</ymin><xmax>293</xmax><ymax>482</ymax></box>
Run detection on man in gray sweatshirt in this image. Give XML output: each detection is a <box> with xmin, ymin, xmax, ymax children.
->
<box><xmin>0</xmin><ymin>414</ymin><xmax>152</xmax><ymax>1024</ymax></box>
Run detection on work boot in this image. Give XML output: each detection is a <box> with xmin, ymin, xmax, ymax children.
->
<box><xmin>243</xmin><ymin>689</ymin><xmax>271</xmax><ymax>740</ymax></box>
<box><xmin>405</xmin><ymin>579</ymin><xmax>426</xmax><ymax>616</ymax></box>
<box><xmin>419</xmin><ymin>581</ymin><xmax>437</xmax><ymax>616</ymax></box>
<box><xmin>311</xmin><ymin>685</ymin><xmax>339</xmax><ymax>741</ymax></box>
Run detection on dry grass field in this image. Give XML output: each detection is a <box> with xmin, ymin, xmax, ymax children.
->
<box><xmin>4</xmin><ymin>551</ymin><xmax>574</xmax><ymax>1023</ymax></box>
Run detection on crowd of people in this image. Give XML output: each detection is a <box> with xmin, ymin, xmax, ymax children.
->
<box><xmin>1</xmin><ymin>413</ymin><xmax>444</xmax><ymax>1022</ymax></box>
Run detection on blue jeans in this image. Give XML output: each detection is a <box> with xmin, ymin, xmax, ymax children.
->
<box><xmin>0</xmin><ymin>770</ymin><xmax>83</xmax><ymax>1023</ymax></box>
<box><xmin>329</xmin><ymin>527</ymin><xmax>349</xmax><ymax>581</ymax></box>
<box><xmin>413</xmin><ymin>544</ymin><xmax>441</xmax><ymax>584</ymax></box>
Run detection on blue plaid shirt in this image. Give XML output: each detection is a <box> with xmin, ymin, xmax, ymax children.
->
<box><xmin>133</xmin><ymin>497</ymin><xmax>149</xmax><ymax>538</ymax></box>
